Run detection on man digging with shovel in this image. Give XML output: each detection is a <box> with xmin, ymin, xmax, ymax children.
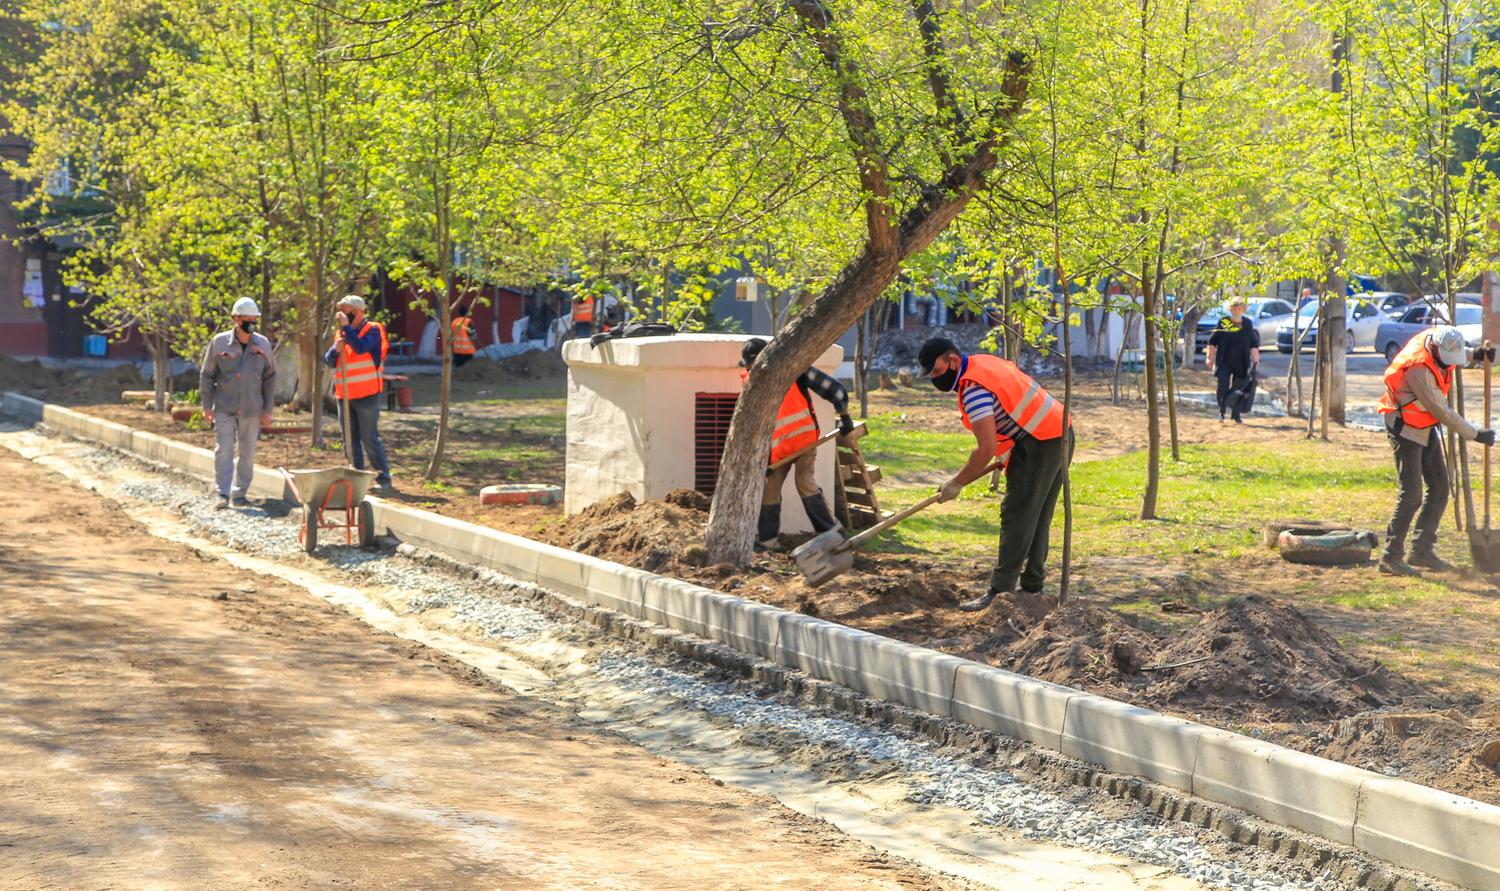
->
<box><xmin>1377</xmin><ymin>325</ymin><xmax>1495</xmax><ymax>576</ymax></box>
<box><xmin>919</xmin><ymin>336</ymin><xmax>1072</xmax><ymax>614</ymax></box>
<box><xmin>740</xmin><ymin>337</ymin><xmax>854</xmax><ymax>551</ymax></box>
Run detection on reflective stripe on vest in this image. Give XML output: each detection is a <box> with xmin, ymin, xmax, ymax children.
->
<box><xmin>334</xmin><ymin>321</ymin><xmax>386</xmax><ymax>400</ymax></box>
<box><xmin>743</xmin><ymin>370</ymin><xmax>821</xmax><ymax>465</ymax></box>
<box><xmin>1377</xmin><ymin>332</ymin><xmax>1450</xmax><ymax>429</ymax></box>
<box><xmin>956</xmin><ymin>354</ymin><xmax>1067</xmax><ymax>442</ymax></box>
<box><xmin>451</xmin><ymin>318</ymin><xmax>476</xmax><ymax>355</ymax></box>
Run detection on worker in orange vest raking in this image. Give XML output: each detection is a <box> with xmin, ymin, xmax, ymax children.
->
<box><xmin>323</xmin><ymin>294</ymin><xmax>393</xmax><ymax>492</ymax></box>
<box><xmin>1376</xmin><ymin>325</ymin><xmax>1495</xmax><ymax>577</ymax></box>
<box><xmin>919</xmin><ymin>336</ymin><xmax>1073</xmax><ymax>615</ymax></box>
<box><xmin>450</xmin><ymin>305</ymin><xmax>477</xmax><ymax>368</ymax></box>
<box><xmin>740</xmin><ymin>337</ymin><xmax>855</xmax><ymax>551</ymax></box>
<box><xmin>571</xmin><ymin>295</ymin><xmax>596</xmax><ymax>337</ymax></box>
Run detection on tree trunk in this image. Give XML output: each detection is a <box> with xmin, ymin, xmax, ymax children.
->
<box><xmin>1324</xmin><ymin>280</ymin><xmax>1348</xmax><ymax>425</ymax></box>
<box><xmin>855</xmin><ymin>306</ymin><xmax>869</xmax><ymax>418</ymax></box>
<box><xmin>426</xmin><ymin>155</ymin><xmax>455</xmax><ymax>482</ymax></box>
<box><xmin>1140</xmin><ymin>266</ymin><xmax>1161</xmax><ymax>519</ymax></box>
<box><xmin>150</xmin><ymin>337</ymin><xmax>169</xmax><ymax>413</ymax></box>
<box><xmin>1161</xmin><ymin>315</ymin><xmax>1180</xmax><ymax>461</ymax></box>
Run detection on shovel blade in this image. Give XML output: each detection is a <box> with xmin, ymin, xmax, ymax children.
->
<box><xmin>1469</xmin><ymin>529</ymin><xmax>1500</xmax><ymax>573</ymax></box>
<box><xmin>792</xmin><ymin>529</ymin><xmax>855</xmax><ymax>586</ymax></box>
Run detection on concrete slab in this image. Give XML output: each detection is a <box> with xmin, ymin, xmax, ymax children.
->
<box><xmin>1192</xmin><ymin>731</ymin><xmax>1371</xmax><ymax>845</ymax></box>
<box><xmin>1060</xmin><ymin>695</ymin><xmax>1208</xmax><ymax>792</ymax></box>
<box><xmin>1355</xmin><ymin>777</ymin><xmax>1500</xmax><ymax>891</ymax></box>
<box><xmin>776</xmin><ymin>613</ymin><xmax>964</xmax><ymax>718</ymax></box>
<box><xmin>951</xmin><ymin>664</ymin><xmax>1075</xmax><ymax>750</ymax></box>
<box><xmin>639</xmin><ymin>575</ymin><xmax>783</xmax><ymax>660</ymax></box>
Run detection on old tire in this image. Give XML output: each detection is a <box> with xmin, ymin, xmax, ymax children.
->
<box><xmin>302</xmin><ymin>504</ymin><xmax>319</xmax><ymax>554</ymax></box>
<box><xmin>1263</xmin><ymin>519</ymin><xmax>1351</xmax><ymax>548</ymax></box>
<box><xmin>1277</xmin><ymin>528</ymin><xmax>1378</xmax><ymax>566</ymax></box>
<box><xmin>358</xmin><ymin>501</ymin><xmax>376</xmax><ymax>548</ymax></box>
<box><xmin>1385</xmin><ymin>341</ymin><xmax>1400</xmax><ymax>363</ymax></box>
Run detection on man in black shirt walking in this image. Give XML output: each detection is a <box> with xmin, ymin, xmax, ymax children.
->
<box><xmin>1206</xmin><ymin>297</ymin><xmax>1260</xmax><ymax>423</ymax></box>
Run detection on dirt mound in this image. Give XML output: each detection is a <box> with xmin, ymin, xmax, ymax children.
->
<box><xmin>663</xmin><ymin>488</ymin><xmax>711</xmax><ymax>511</ymax></box>
<box><xmin>0</xmin><ymin>357</ymin><xmax>145</xmax><ymax>404</ymax></box>
<box><xmin>0</xmin><ymin>354</ymin><xmax>56</xmax><ymax>392</ymax></box>
<box><xmin>499</xmin><ymin>349</ymin><xmax>565</xmax><ymax>379</ymax></box>
<box><xmin>1314</xmin><ymin>710</ymin><xmax>1500</xmax><ymax>801</ymax></box>
<box><xmin>1006</xmin><ymin>603</ymin><xmax>1156</xmax><ymax>682</ymax></box>
<box><xmin>1147</xmin><ymin>595</ymin><xmax>1408</xmax><ymax>719</ymax></box>
<box><xmin>554</xmin><ymin>491</ymin><xmax>707</xmax><ymax>572</ymax></box>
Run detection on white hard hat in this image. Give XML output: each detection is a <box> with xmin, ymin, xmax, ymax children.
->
<box><xmin>1429</xmin><ymin>325</ymin><xmax>1467</xmax><ymax>367</ymax></box>
<box><xmin>337</xmin><ymin>295</ymin><xmax>366</xmax><ymax>311</ymax></box>
<box><xmin>231</xmin><ymin>297</ymin><xmax>261</xmax><ymax>317</ymax></box>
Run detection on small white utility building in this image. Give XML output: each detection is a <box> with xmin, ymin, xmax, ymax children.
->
<box><xmin>562</xmin><ymin>334</ymin><xmax>845</xmax><ymax>533</ymax></box>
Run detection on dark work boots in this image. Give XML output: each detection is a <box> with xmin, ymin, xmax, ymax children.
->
<box><xmin>1407</xmin><ymin>549</ymin><xmax>1456</xmax><ymax>573</ymax></box>
<box><xmin>801</xmin><ymin>492</ymin><xmax>839</xmax><ymax>535</ymax></box>
<box><xmin>756</xmin><ymin>504</ymin><xmax>781</xmax><ymax>551</ymax></box>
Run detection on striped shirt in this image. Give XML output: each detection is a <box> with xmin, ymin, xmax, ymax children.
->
<box><xmin>797</xmin><ymin>366</ymin><xmax>849</xmax><ymax>415</ymax></box>
<box><xmin>957</xmin><ymin>355</ymin><xmax>1026</xmax><ymax>442</ymax></box>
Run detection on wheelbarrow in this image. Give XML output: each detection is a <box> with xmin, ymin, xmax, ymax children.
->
<box><xmin>281</xmin><ymin>466</ymin><xmax>379</xmax><ymax>554</ymax></box>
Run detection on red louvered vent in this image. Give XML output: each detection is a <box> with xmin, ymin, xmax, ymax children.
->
<box><xmin>694</xmin><ymin>392</ymin><xmax>739</xmax><ymax>495</ymax></box>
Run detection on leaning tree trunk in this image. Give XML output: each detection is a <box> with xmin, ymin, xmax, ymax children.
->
<box><xmin>1161</xmin><ymin>315</ymin><xmax>1181</xmax><ymax>461</ymax></box>
<box><xmin>707</xmin><ymin>248</ymin><xmax>902</xmax><ymax>564</ymax></box>
<box><xmin>1140</xmin><ymin>266</ymin><xmax>1162</xmax><ymax>520</ymax></box>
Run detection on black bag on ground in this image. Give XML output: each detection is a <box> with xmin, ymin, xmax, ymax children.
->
<box><xmin>590</xmin><ymin>321</ymin><xmax>678</xmax><ymax>348</ymax></box>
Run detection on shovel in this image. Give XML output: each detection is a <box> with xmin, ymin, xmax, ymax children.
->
<box><xmin>767</xmin><ymin>422</ymin><xmax>866</xmax><ymax>471</ymax></box>
<box><xmin>792</xmin><ymin>460</ymin><xmax>1000</xmax><ymax>586</ymax></box>
<box><xmin>1467</xmin><ymin>342</ymin><xmax>1500</xmax><ymax>572</ymax></box>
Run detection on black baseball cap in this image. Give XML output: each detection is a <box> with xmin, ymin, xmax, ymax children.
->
<box><xmin>918</xmin><ymin>336</ymin><xmax>958</xmax><ymax>374</ymax></box>
<box><xmin>739</xmin><ymin>337</ymin><xmax>768</xmax><ymax>367</ymax></box>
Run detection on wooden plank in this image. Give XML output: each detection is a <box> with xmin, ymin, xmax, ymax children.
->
<box><xmin>846</xmin><ymin>490</ymin><xmax>876</xmax><ymax>508</ymax></box>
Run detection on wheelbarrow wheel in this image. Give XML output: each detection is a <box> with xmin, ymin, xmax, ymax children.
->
<box><xmin>358</xmin><ymin>501</ymin><xmax>375</xmax><ymax>548</ymax></box>
<box><xmin>302</xmin><ymin>504</ymin><xmax>319</xmax><ymax>554</ymax></box>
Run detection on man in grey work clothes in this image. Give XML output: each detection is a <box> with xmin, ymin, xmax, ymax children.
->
<box><xmin>200</xmin><ymin>297</ymin><xmax>277</xmax><ymax>510</ymax></box>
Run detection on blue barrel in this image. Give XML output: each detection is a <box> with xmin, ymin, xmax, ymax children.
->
<box><xmin>83</xmin><ymin>334</ymin><xmax>107</xmax><ymax>357</ymax></box>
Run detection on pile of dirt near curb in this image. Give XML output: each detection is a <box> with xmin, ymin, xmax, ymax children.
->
<box><xmin>0</xmin><ymin>356</ymin><xmax>146</xmax><ymax>404</ymax></box>
<box><xmin>554</xmin><ymin>490</ymin><xmax>709</xmax><ymax>572</ymax></box>
<box><xmin>1145</xmin><ymin>595</ymin><xmax>1411</xmax><ymax>720</ymax></box>
<box><xmin>1005</xmin><ymin>603</ymin><xmax>1157</xmax><ymax>682</ymax></box>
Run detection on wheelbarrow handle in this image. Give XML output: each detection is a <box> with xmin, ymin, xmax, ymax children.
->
<box><xmin>841</xmin><ymin>458</ymin><xmax>1004</xmax><ymax>552</ymax></box>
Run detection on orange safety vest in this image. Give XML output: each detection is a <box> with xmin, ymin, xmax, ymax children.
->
<box><xmin>956</xmin><ymin>354</ymin><xmax>1067</xmax><ymax>464</ymax></box>
<box><xmin>742</xmin><ymin>370</ymin><xmax>820</xmax><ymax>466</ymax></box>
<box><xmin>333</xmin><ymin>320</ymin><xmax>387</xmax><ymax>399</ymax></box>
<box><xmin>1378</xmin><ymin>333</ymin><xmax>1450</xmax><ymax>429</ymax></box>
<box><xmin>450</xmin><ymin>317</ymin><xmax>476</xmax><ymax>355</ymax></box>
<box><xmin>573</xmin><ymin>298</ymin><xmax>595</xmax><ymax>323</ymax></box>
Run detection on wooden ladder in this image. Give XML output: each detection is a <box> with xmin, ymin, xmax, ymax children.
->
<box><xmin>833</xmin><ymin>425</ymin><xmax>883</xmax><ymax>529</ymax></box>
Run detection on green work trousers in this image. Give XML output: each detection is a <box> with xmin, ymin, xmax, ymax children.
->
<box><xmin>989</xmin><ymin>429</ymin><xmax>1074</xmax><ymax>595</ymax></box>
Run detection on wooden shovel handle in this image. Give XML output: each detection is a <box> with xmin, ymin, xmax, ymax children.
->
<box><xmin>844</xmin><ymin>459</ymin><xmax>1005</xmax><ymax>550</ymax></box>
<box><xmin>767</xmin><ymin>421</ymin><xmax>867</xmax><ymax>470</ymax></box>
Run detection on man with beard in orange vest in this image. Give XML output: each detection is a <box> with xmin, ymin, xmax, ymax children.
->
<box><xmin>740</xmin><ymin>337</ymin><xmax>855</xmax><ymax>550</ymax></box>
<box><xmin>919</xmin><ymin>336</ymin><xmax>1073</xmax><ymax>613</ymax></box>
<box><xmin>1376</xmin><ymin>325</ymin><xmax>1495</xmax><ymax>576</ymax></box>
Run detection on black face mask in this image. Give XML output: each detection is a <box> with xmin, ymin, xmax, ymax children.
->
<box><xmin>239</xmin><ymin>320</ymin><xmax>256</xmax><ymax>333</ymax></box>
<box><xmin>931</xmin><ymin>365</ymin><xmax>959</xmax><ymax>392</ymax></box>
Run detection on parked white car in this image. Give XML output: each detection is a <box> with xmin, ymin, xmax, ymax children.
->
<box><xmin>1276</xmin><ymin>299</ymin><xmax>1385</xmax><ymax>353</ymax></box>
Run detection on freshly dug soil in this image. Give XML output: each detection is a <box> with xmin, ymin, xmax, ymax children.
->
<box><xmin>540</xmin><ymin>490</ymin><xmax>1500</xmax><ymax>804</ymax></box>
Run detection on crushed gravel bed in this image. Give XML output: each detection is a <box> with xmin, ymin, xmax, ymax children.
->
<box><xmin>52</xmin><ymin>438</ymin><xmax>1438</xmax><ymax>891</ymax></box>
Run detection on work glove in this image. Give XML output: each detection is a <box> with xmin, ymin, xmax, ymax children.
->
<box><xmin>937</xmin><ymin>478</ymin><xmax>964</xmax><ymax>503</ymax></box>
<box><xmin>1479</xmin><ymin>345</ymin><xmax>1498</xmax><ymax>364</ymax></box>
<box><xmin>838</xmin><ymin>413</ymin><xmax>856</xmax><ymax>437</ymax></box>
<box><xmin>1478</xmin><ymin>429</ymin><xmax>1497</xmax><ymax>447</ymax></box>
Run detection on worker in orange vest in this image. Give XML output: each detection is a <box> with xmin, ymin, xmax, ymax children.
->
<box><xmin>740</xmin><ymin>337</ymin><xmax>855</xmax><ymax>550</ymax></box>
<box><xmin>323</xmin><ymin>294</ymin><xmax>393</xmax><ymax>492</ymax></box>
<box><xmin>572</xmin><ymin>296</ymin><xmax>596</xmax><ymax>337</ymax></box>
<box><xmin>450</xmin><ymin>305</ymin><xmax>477</xmax><ymax>368</ymax></box>
<box><xmin>1376</xmin><ymin>326</ymin><xmax>1495</xmax><ymax>576</ymax></box>
<box><xmin>919</xmin><ymin>336</ymin><xmax>1073</xmax><ymax>613</ymax></box>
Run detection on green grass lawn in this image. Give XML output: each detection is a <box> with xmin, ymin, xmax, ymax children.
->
<box><xmin>855</xmin><ymin>410</ymin><xmax>1465</xmax><ymax>612</ymax></box>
